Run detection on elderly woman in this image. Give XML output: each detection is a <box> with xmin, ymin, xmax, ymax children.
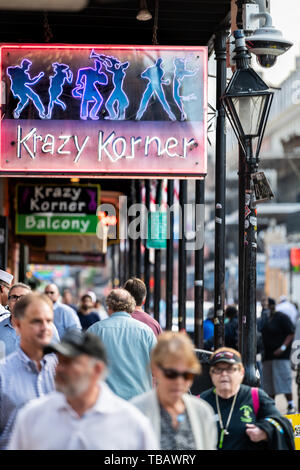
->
<box><xmin>200</xmin><ymin>347</ymin><xmax>294</xmax><ymax>450</ymax></box>
<box><xmin>131</xmin><ymin>331</ymin><xmax>217</xmax><ymax>450</ymax></box>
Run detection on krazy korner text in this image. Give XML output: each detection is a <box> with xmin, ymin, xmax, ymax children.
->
<box><xmin>104</xmin><ymin>454</ymin><xmax>197</xmax><ymax>467</ymax></box>
<box><xmin>16</xmin><ymin>126</ymin><xmax>196</xmax><ymax>162</ymax></box>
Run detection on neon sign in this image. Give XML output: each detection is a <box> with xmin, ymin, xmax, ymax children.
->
<box><xmin>1</xmin><ymin>44</ymin><xmax>207</xmax><ymax>177</ymax></box>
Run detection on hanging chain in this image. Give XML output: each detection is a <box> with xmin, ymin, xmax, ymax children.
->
<box><xmin>152</xmin><ymin>0</ymin><xmax>159</xmax><ymax>45</ymax></box>
<box><xmin>43</xmin><ymin>11</ymin><xmax>53</xmax><ymax>43</ymax></box>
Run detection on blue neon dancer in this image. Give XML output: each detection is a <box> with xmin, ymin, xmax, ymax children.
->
<box><xmin>47</xmin><ymin>62</ymin><xmax>73</xmax><ymax>119</ymax></box>
<box><xmin>72</xmin><ymin>50</ymin><xmax>108</xmax><ymax>120</ymax></box>
<box><xmin>104</xmin><ymin>56</ymin><xmax>129</xmax><ymax>120</ymax></box>
<box><xmin>173</xmin><ymin>58</ymin><xmax>198</xmax><ymax>121</ymax></box>
<box><xmin>136</xmin><ymin>58</ymin><xmax>176</xmax><ymax>121</ymax></box>
<box><xmin>7</xmin><ymin>59</ymin><xmax>46</xmax><ymax>119</ymax></box>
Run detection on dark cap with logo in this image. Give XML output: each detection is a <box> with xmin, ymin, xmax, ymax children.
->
<box><xmin>44</xmin><ymin>330</ymin><xmax>107</xmax><ymax>364</ymax></box>
<box><xmin>209</xmin><ymin>350</ymin><xmax>242</xmax><ymax>367</ymax></box>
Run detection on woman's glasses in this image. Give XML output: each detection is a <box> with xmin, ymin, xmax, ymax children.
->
<box><xmin>158</xmin><ymin>365</ymin><xmax>195</xmax><ymax>381</ymax></box>
<box><xmin>210</xmin><ymin>365</ymin><xmax>240</xmax><ymax>375</ymax></box>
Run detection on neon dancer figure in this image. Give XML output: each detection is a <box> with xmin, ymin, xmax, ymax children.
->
<box><xmin>47</xmin><ymin>63</ymin><xmax>73</xmax><ymax>119</ymax></box>
<box><xmin>136</xmin><ymin>58</ymin><xmax>176</xmax><ymax>121</ymax></box>
<box><xmin>104</xmin><ymin>56</ymin><xmax>129</xmax><ymax>120</ymax></box>
<box><xmin>72</xmin><ymin>50</ymin><xmax>108</xmax><ymax>120</ymax></box>
<box><xmin>7</xmin><ymin>59</ymin><xmax>46</xmax><ymax>119</ymax></box>
<box><xmin>173</xmin><ymin>58</ymin><xmax>198</xmax><ymax>121</ymax></box>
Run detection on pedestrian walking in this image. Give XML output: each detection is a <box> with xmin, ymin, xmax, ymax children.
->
<box><xmin>88</xmin><ymin>288</ymin><xmax>157</xmax><ymax>400</ymax></box>
<box><xmin>0</xmin><ymin>283</ymin><xmax>59</xmax><ymax>358</ymax></box>
<box><xmin>276</xmin><ymin>295</ymin><xmax>298</xmax><ymax>326</ymax></box>
<box><xmin>261</xmin><ymin>298</ymin><xmax>296</xmax><ymax>414</ymax></box>
<box><xmin>200</xmin><ymin>347</ymin><xmax>294</xmax><ymax>450</ymax></box>
<box><xmin>0</xmin><ymin>293</ymin><xmax>57</xmax><ymax>449</ymax></box>
<box><xmin>8</xmin><ymin>330</ymin><xmax>158</xmax><ymax>450</ymax></box>
<box><xmin>44</xmin><ymin>283</ymin><xmax>82</xmax><ymax>338</ymax></box>
<box><xmin>131</xmin><ymin>331</ymin><xmax>217</xmax><ymax>450</ymax></box>
<box><xmin>124</xmin><ymin>277</ymin><xmax>163</xmax><ymax>337</ymax></box>
<box><xmin>224</xmin><ymin>305</ymin><xmax>238</xmax><ymax>350</ymax></box>
<box><xmin>77</xmin><ymin>294</ymin><xmax>100</xmax><ymax>330</ymax></box>
<box><xmin>0</xmin><ymin>269</ymin><xmax>13</xmax><ymax>316</ymax></box>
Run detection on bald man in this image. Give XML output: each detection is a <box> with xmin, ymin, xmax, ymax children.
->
<box><xmin>44</xmin><ymin>283</ymin><xmax>81</xmax><ymax>339</ymax></box>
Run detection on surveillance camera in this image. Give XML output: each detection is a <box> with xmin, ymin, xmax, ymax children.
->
<box><xmin>245</xmin><ymin>26</ymin><xmax>293</xmax><ymax>68</ymax></box>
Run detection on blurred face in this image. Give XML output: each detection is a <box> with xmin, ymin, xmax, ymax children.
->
<box><xmin>153</xmin><ymin>358</ymin><xmax>195</xmax><ymax>402</ymax></box>
<box><xmin>8</xmin><ymin>286</ymin><xmax>31</xmax><ymax>313</ymax></box>
<box><xmin>55</xmin><ymin>354</ymin><xmax>102</xmax><ymax>397</ymax></box>
<box><xmin>81</xmin><ymin>296</ymin><xmax>93</xmax><ymax>311</ymax></box>
<box><xmin>44</xmin><ymin>284</ymin><xmax>59</xmax><ymax>303</ymax></box>
<box><xmin>261</xmin><ymin>296</ymin><xmax>268</xmax><ymax>309</ymax></box>
<box><xmin>15</xmin><ymin>299</ymin><xmax>54</xmax><ymax>351</ymax></box>
<box><xmin>210</xmin><ymin>362</ymin><xmax>244</xmax><ymax>397</ymax></box>
<box><xmin>0</xmin><ymin>284</ymin><xmax>9</xmax><ymax>306</ymax></box>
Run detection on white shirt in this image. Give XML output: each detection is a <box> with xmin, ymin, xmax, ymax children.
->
<box><xmin>276</xmin><ymin>300</ymin><xmax>298</xmax><ymax>325</ymax></box>
<box><xmin>8</xmin><ymin>382</ymin><xmax>158</xmax><ymax>450</ymax></box>
<box><xmin>0</xmin><ymin>305</ymin><xmax>7</xmax><ymax>315</ymax></box>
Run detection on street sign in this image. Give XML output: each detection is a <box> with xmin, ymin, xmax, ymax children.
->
<box><xmin>146</xmin><ymin>212</ymin><xmax>168</xmax><ymax>249</ymax></box>
<box><xmin>268</xmin><ymin>244</ymin><xmax>290</xmax><ymax>270</ymax></box>
<box><xmin>0</xmin><ymin>44</ymin><xmax>207</xmax><ymax>177</ymax></box>
<box><xmin>15</xmin><ymin>183</ymin><xmax>100</xmax><ymax>235</ymax></box>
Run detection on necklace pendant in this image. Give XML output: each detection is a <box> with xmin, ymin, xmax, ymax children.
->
<box><xmin>224</xmin><ymin>430</ymin><xmax>229</xmax><ymax>436</ymax></box>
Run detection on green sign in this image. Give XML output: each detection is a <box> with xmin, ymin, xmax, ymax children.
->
<box><xmin>16</xmin><ymin>214</ymin><xmax>98</xmax><ymax>235</ymax></box>
<box><xmin>15</xmin><ymin>183</ymin><xmax>100</xmax><ymax>236</ymax></box>
<box><xmin>146</xmin><ymin>212</ymin><xmax>168</xmax><ymax>249</ymax></box>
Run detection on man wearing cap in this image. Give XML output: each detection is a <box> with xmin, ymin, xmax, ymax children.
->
<box><xmin>0</xmin><ymin>293</ymin><xmax>57</xmax><ymax>449</ymax></box>
<box><xmin>8</xmin><ymin>330</ymin><xmax>158</xmax><ymax>450</ymax></box>
<box><xmin>87</xmin><ymin>288</ymin><xmax>157</xmax><ymax>400</ymax></box>
<box><xmin>44</xmin><ymin>283</ymin><xmax>82</xmax><ymax>338</ymax></box>
<box><xmin>200</xmin><ymin>347</ymin><xmax>294</xmax><ymax>450</ymax></box>
<box><xmin>0</xmin><ymin>269</ymin><xmax>13</xmax><ymax>316</ymax></box>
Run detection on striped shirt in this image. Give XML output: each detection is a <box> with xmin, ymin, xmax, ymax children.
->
<box><xmin>0</xmin><ymin>347</ymin><xmax>57</xmax><ymax>449</ymax></box>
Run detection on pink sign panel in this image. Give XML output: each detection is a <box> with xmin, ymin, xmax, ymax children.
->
<box><xmin>0</xmin><ymin>44</ymin><xmax>207</xmax><ymax>177</ymax></box>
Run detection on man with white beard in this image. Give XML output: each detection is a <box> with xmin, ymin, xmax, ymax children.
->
<box><xmin>8</xmin><ymin>330</ymin><xmax>158</xmax><ymax>450</ymax></box>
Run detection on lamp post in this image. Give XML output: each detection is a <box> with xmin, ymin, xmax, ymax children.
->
<box><xmin>221</xmin><ymin>30</ymin><xmax>273</xmax><ymax>386</ymax></box>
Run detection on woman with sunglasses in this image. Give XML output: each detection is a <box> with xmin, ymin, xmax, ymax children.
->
<box><xmin>200</xmin><ymin>347</ymin><xmax>294</xmax><ymax>450</ymax></box>
<box><xmin>131</xmin><ymin>331</ymin><xmax>217</xmax><ymax>450</ymax></box>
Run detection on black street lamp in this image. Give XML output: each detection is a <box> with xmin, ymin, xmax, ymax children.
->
<box><xmin>221</xmin><ymin>30</ymin><xmax>273</xmax><ymax>386</ymax></box>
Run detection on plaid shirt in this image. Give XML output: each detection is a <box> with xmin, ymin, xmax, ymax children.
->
<box><xmin>0</xmin><ymin>347</ymin><xmax>57</xmax><ymax>449</ymax></box>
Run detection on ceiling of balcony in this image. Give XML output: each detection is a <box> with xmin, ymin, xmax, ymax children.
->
<box><xmin>0</xmin><ymin>0</ymin><xmax>231</xmax><ymax>53</ymax></box>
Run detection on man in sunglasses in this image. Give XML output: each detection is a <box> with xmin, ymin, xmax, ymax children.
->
<box><xmin>0</xmin><ymin>283</ymin><xmax>59</xmax><ymax>358</ymax></box>
<box><xmin>8</xmin><ymin>330</ymin><xmax>158</xmax><ymax>450</ymax></box>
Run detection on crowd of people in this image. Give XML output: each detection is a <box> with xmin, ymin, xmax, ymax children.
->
<box><xmin>0</xmin><ymin>268</ymin><xmax>297</xmax><ymax>450</ymax></box>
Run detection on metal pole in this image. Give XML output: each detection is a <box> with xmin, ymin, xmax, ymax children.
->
<box><xmin>154</xmin><ymin>180</ymin><xmax>162</xmax><ymax>323</ymax></box>
<box><xmin>110</xmin><ymin>244</ymin><xmax>114</xmax><ymax>287</ymax></box>
<box><xmin>242</xmin><ymin>139</ymin><xmax>259</xmax><ymax>386</ymax></box>
<box><xmin>144</xmin><ymin>180</ymin><xmax>151</xmax><ymax>312</ymax></box>
<box><xmin>194</xmin><ymin>179</ymin><xmax>205</xmax><ymax>348</ymax></box>
<box><xmin>135</xmin><ymin>179</ymin><xmax>142</xmax><ymax>279</ymax></box>
<box><xmin>214</xmin><ymin>29</ymin><xmax>228</xmax><ymax>348</ymax></box>
<box><xmin>178</xmin><ymin>179</ymin><xmax>187</xmax><ymax>331</ymax></box>
<box><xmin>238</xmin><ymin>143</ymin><xmax>245</xmax><ymax>353</ymax></box>
<box><xmin>129</xmin><ymin>179</ymin><xmax>137</xmax><ymax>278</ymax></box>
<box><xmin>166</xmin><ymin>179</ymin><xmax>174</xmax><ymax>331</ymax></box>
